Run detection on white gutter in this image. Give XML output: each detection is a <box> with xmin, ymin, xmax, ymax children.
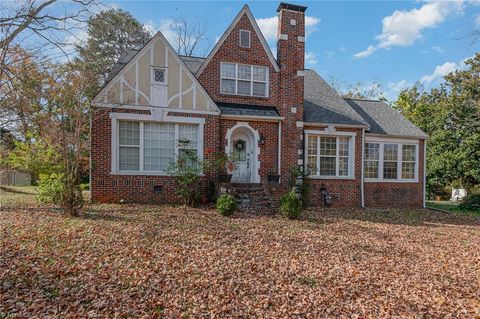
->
<box><xmin>278</xmin><ymin>122</ymin><xmax>282</xmax><ymax>180</ymax></box>
<box><xmin>423</xmin><ymin>140</ymin><xmax>427</xmax><ymax>208</ymax></box>
<box><xmin>361</xmin><ymin>128</ymin><xmax>365</xmax><ymax>208</ymax></box>
<box><xmin>303</xmin><ymin>122</ymin><xmax>370</xmax><ymax>129</ymax></box>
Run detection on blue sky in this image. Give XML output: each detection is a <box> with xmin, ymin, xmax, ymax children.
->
<box><xmin>107</xmin><ymin>0</ymin><xmax>479</xmax><ymax>100</ymax></box>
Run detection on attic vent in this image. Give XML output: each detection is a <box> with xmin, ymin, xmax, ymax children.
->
<box><xmin>239</xmin><ymin>30</ymin><xmax>250</xmax><ymax>48</ymax></box>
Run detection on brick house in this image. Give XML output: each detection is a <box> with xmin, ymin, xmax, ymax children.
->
<box><xmin>91</xmin><ymin>2</ymin><xmax>427</xmax><ymax>208</ymax></box>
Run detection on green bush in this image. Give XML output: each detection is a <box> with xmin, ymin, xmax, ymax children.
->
<box><xmin>459</xmin><ymin>194</ymin><xmax>480</xmax><ymax>212</ymax></box>
<box><xmin>38</xmin><ymin>173</ymin><xmax>64</xmax><ymax>204</ymax></box>
<box><xmin>216</xmin><ymin>194</ymin><xmax>237</xmax><ymax>216</ymax></box>
<box><xmin>80</xmin><ymin>183</ymin><xmax>90</xmax><ymax>191</ymax></box>
<box><xmin>280</xmin><ymin>191</ymin><xmax>302</xmax><ymax>220</ymax></box>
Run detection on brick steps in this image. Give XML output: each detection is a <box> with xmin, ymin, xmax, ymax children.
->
<box><xmin>218</xmin><ymin>183</ymin><xmax>278</xmax><ymax>214</ymax></box>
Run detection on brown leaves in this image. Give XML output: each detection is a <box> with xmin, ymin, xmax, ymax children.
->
<box><xmin>1</xmin><ymin>206</ymin><xmax>480</xmax><ymax>318</ymax></box>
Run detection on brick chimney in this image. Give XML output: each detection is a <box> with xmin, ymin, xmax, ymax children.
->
<box><xmin>276</xmin><ymin>2</ymin><xmax>307</xmax><ymax>181</ymax></box>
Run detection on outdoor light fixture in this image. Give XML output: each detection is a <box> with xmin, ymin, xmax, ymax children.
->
<box><xmin>259</xmin><ymin>134</ymin><xmax>265</xmax><ymax>145</ymax></box>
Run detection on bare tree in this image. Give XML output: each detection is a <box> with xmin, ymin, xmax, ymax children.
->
<box><xmin>170</xmin><ymin>15</ymin><xmax>209</xmax><ymax>57</ymax></box>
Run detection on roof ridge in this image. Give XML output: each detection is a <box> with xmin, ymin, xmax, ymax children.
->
<box><xmin>179</xmin><ymin>55</ymin><xmax>206</xmax><ymax>59</ymax></box>
<box><xmin>343</xmin><ymin>97</ymin><xmax>383</xmax><ymax>102</ymax></box>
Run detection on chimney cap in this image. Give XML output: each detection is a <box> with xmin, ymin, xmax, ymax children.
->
<box><xmin>277</xmin><ymin>2</ymin><xmax>307</xmax><ymax>13</ymax></box>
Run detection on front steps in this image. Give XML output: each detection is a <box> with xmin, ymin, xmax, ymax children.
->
<box><xmin>218</xmin><ymin>183</ymin><xmax>280</xmax><ymax>214</ymax></box>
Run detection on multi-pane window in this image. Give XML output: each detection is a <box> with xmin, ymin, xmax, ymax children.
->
<box><xmin>143</xmin><ymin>123</ymin><xmax>175</xmax><ymax>172</ymax></box>
<box><xmin>119</xmin><ymin>121</ymin><xmax>140</xmax><ymax>171</ymax></box>
<box><xmin>319</xmin><ymin>137</ymin><xmax>337</xmax><ymax>176</ymax></box>
<box><xmin>306</xmin><ymin>135</ymin><xmax>352</xmax><ymax>178</ymax></box>
<box><xmin>154</xmin><ymin>69</ymin><xmax>166</xmax><ymax>83</ymax></box>
<box><xmin>364</xmin><ymin>142</ymin><xmax>417</xmax><ymax>181</ymax></box>
<box><xmin>220</xmin><ymin>62</ymin><xmax>268</xmax><ymax>97</ymax></box>
<box><xmin>402</xmin><ymin>145</ymin><xmax>416</xmax><ymax>179</ymax></box>
<box><xmin>117</xmin><ymin>121</ymin><xmax>200</xmax><ymax>173</ymax></box>
<box><xmin>364</xmin><ymin>143</ymin><xmax>379</xmax><ymax>178</ymax></box>
<box><xmin>383</xmin><ymin>144</ymin><xmax>398</xmax><ymax>179</ymax></box>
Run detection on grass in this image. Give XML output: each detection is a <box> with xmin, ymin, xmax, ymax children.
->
<box><xmin>426</xmin><ymin>200</ymin><xmax>480</xmax><ymax>215</ymax></box>
<box><xmin>1</xmin><ymin>199</ymin><xmax>480</xmax><ymax>317</ymax></box>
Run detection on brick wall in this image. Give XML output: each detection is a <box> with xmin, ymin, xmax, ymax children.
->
<box><xmin>90</xmin><ymin>107</ymin><xmax>220</xmax><ymax>204</ymax></box>
<box><xmin>276</xmin><ymin>7</ymin><xmax>305</xmax><ymax>184</ymax></box>
<box><xmin>364</xmin><ymin>139</ymin><xmax>425</xmax><ymax>208</ymax></box>
<box><xmin>198</xmin><ymin>13</ymin><xmax>279</xmax><ymax>107</ymax></box>
<box><xmin>304</xmin><ymin>126</ymin><xmax>363</xmax><ymax>208</ymax></box>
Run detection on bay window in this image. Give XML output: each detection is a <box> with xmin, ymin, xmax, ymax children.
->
<box><xmin>364</xmin><ymin>141</ymin><xmax>418</xmax><ymax>181</ymax></box>
<box><xmin>306</xmin><ymin>134</ymin><xmax>354</xmax><ymax>178</ymax></box>
<box><xmin>116</xmin><ymin>120</ymin><xmax>200</xmax><ymax>174</ymax></box>
<box><xmin>220</xmin><ymin>62</ymin><xmax>268</xmax><ymax>97</ymax></box>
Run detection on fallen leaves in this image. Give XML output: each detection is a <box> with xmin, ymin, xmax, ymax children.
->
<box><xmin>1</xmin><ymin>205</ymin><xmax>479</xmax><ymax>318</ymax></box>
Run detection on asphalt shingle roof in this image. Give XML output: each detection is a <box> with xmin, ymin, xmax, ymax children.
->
<box><xmin>345</xmin><ymin>98</ymin><xmax>428</xmax><ymax>138</ymax></box>
<box><xmin>303</xmin><ymin>70</ymin><xmax>368</xmax><ymax>127</ymax></box>
<box><xmin>179</xmin><ymin>56</ymin><xmax>205</xmax><ymax>75</ymax></box>
<box><xmin>217</xmin><ymin>102</ymin><xmax>280</xmax><ymax>117</ymax></box>
<box><xmin>104</xmin><ymin>49</ymin><xmax>139</xmax><ymax>83</ymax></box>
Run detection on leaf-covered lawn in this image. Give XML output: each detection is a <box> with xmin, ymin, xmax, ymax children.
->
<box><xmin>1</xmin><ymin>205</ymin><xmax>480</xmax><ymax>318</ymax></box>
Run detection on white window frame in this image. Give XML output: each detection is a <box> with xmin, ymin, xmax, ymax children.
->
<box><xmin>220</xmin><ymin>62</ymin><xmax>269</xmax><ymax>98</ymax></box>
<box><xmin>110</xmin><ymin>113</ymin><xmax>204</xmax><ymax>176</ymax></box>
<box><xmin>239</xmin><ymin>29</ymin><xmax>251</xmax><ymax>48</ymax></box>
<box><xmin>364</xmin><ymin>137</ymin><xmax>419</xmax><ymax>183</ymax></box>
<box><xmin>304</xmin><ymin>130</ymin><xmax>356</xmax><ymax>179</ymax></box>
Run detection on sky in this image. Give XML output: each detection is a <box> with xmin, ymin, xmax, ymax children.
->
<box><xmin>106</xmin><ymin>1</ymin><xmax>479</xmax><ymax>100</ymax></box>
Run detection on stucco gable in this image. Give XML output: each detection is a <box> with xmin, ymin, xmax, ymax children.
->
<box><xmin>93</xmin><ymin>32</ymin><xmax>219</xmax><ymax>113</ymax></box>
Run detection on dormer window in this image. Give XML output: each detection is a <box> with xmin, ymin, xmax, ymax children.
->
<box><xmin>220</xmin><ymin>62</ymin><xmax>269</xmax><ymax>97</ymax></box>
<box><xmin>239</xmin><ymin>30</ymin><xmax>250</xmax><ymax>48</ymax></box>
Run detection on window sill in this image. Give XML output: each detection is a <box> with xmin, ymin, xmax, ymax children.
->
<box><xmin>110</xmin><ymin>171</ymin><xmax>205</xmax><ymax>177</ymax></box>
<box><xmin>219</xmin><ymin>93</ymin><xmax>270</xmax><ymax>99</ymax></box>
<box><xmin>364</xmin><ymin>178</ymin><xmax>419</xmax><ymax>183</ymax></box>
<box><xmin>308</xmin><ymin>176</ymin><xmax>355</xmax><ymax>180</ymax></box>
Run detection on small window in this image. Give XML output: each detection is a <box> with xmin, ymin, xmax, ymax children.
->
<box><xmin>154</xmin><ymin>69</ymin><xmax>166</xmax><ymax>83</ymax></box>
<box><xmin>239</xmin><ymin>30</ymin><xmax>250</xmax><ymax>48</ymax></box>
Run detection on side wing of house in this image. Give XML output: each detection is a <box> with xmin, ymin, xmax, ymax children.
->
<box><xmin>93</xmin><ymin>32</ymin><xmax>218</xmax><ymax>113</ymax></box>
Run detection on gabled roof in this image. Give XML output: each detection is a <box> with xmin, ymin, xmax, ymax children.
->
<box><xmin>303</xmin><ymin>69</ymin><xmax>369</xmax><ymax>127</ymax></box>
<box><xmin>344</xmin><ymin>98</ymin><xmax>428</xmax><ymax>139</ymax></box>
<box><xmin>93</xmin><ymin>32</ymin><xmax>219</xmax><ymax>113</ymax></box>
<box><xmin>196</xmin><ymin>4</ymin><xmax>280</xmax><ymax>76</ymax></box>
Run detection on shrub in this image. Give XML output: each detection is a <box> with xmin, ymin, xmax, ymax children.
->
<box><xmin>459</xmin><ymin>194</ymin><xmax>480</xmax><ymax>212</ymax></box>
<box><xmin>38</xmin><ymin>173</ymin><xmax>63</xmax><ymax>204</ymax></box>
<box><xmin>216</xmin><ymin>194</ymin><xmax>236</xmax><ymax>216</ymax></box>
<box><xmin>280</xmin><ymin>191</ymin><xmax>302</xmax><ymax>220</ymax></box>
<box><xmin>80</xmin><ymin>183</ymin><xmax>90</xmax><ymax>191</ymax></box>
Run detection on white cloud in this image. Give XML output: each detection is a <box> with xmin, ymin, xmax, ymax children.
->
<box><xmin>420</xmin><ymin>61</ymin><xmax>458</xmax><ymax>83</ymax></box>
<box><xmin>387</xmin><ymin>80</ymin><xmax>411</xmax><ymax>92</ymax></box>
<box><xmin>256</xmin><ymin>16</ymin><xmax>278</xmax><ymax>42</ymax></box>
<box><xmin>432</xmin><ymin>46</ymin><xmax>445</xmax><ymax>53</ymax></box>
<box><xmin>305</xmin><ymin>51</ymin><xmax>318</xmax><ymax>66</ymax></box>
<box><xmin>325</xmin><ymin>51</ymin><xmax>334</xmax><ymax>59</ymax></box>
<box><xmin>354</xmin><ymin>45</ymin><xmax>376</xmax><ymax>59</ymax></box>
<box><xmin>256</xmin><ymin>15</ymin><xmax>320</xmax><ymax>42</ymax></box>
<box><xmin>354</xmin><ymin>1</ymin><xmax>464</xmax><ymax>58</ymax></box>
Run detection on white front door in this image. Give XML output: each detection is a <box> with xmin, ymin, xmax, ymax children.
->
<box><xmin>232</xmin><ymin>138</ymin><xmax>251</xmax><ymax>183</ymax></box>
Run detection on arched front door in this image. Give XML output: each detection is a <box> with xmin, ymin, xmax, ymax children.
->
<box><xmin>229</xmin><ymin>126</ymin><xmax>258</xmax><ymax>183</ymax></box>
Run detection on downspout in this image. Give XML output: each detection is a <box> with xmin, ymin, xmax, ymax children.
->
<box><xmin>278</xmin><ymin>121</ymin><xmax>282</xmax><ymax>182</ymax></box>
<box><xmin>89</xmin><ymin>109</ymin><xmax>92</xmax><ymax>204</ymax></box>
<box><xmin>423</xmin><ymin>140</ymin><xmax>426</xmax><ymax>208</ymax></box>
<box><xmin>360</xmin><ymin>128</ymin><xmax>365</xmax><ymax>208</ymax></box>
